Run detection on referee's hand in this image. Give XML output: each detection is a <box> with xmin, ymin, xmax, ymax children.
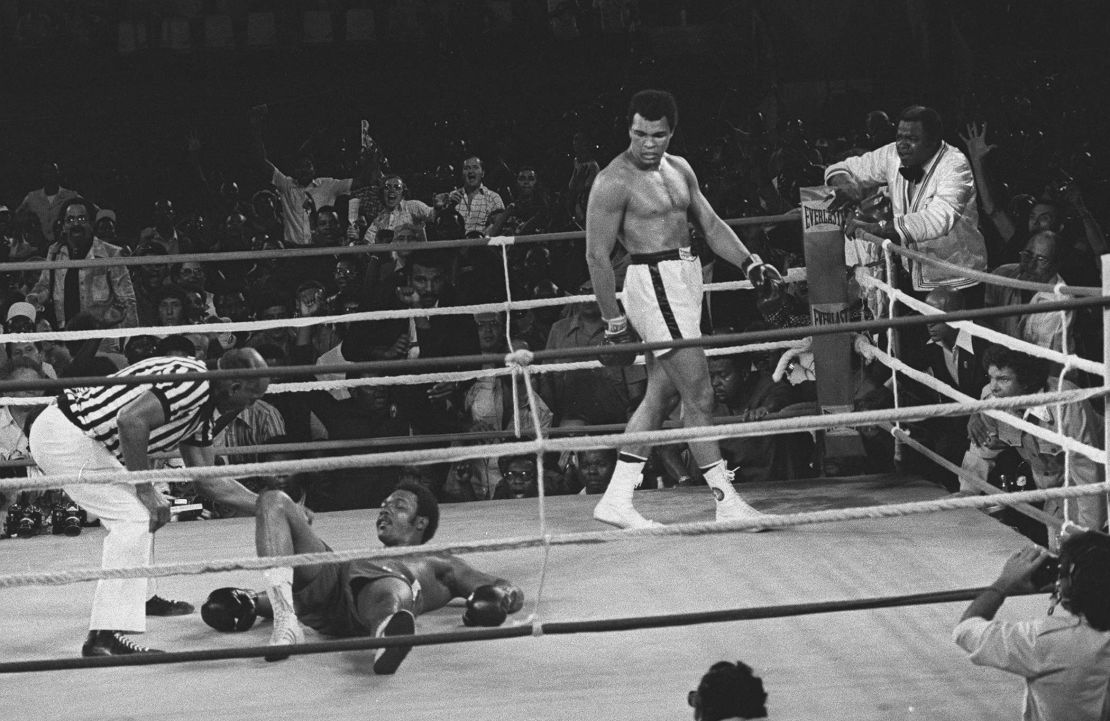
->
<box><xmin>137</xmin><ymin>486</ymin><xmax>173</xmax><ymax>533</ymax></box>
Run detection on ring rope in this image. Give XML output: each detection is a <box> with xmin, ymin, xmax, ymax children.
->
<box><xmin>3</xmin><ymin>386</ymin><xmax>1107</xmax><ymax>492</ymax></box>
<box><xmin>0</xmin><ymin>212</ymin><xmax>802</xmax><ymax>274</ymax></box>
<box><xmin>0</xmin><ymin>339</ymin><xmax>809</xmax><ymax>407</ymax></box>
<box><xmin>856</xmin><ymin>271</ymin><xmax>1104</xmax><ymax>377</ymax></box>
<box><xmin>2</xmin><ymin>270</ymin><xmax>809</xmax><ymax>346</ymax></box>
<box><xmin>852</xmin><ymin>334</ymin><xmax>1105</xmax><ymax>468</ymax></box>
<box><xmin>883</xmin><ymin>240</ymin><xmax>904</xmax><ymax>461</ymax></box>
<box><xmin>2</xmin><ymin>480</ymin><xmax>1107</xmax><ymax>589</ymax></box>
<box><xmin>888</xmin><ymin>425</ymin><xmax>1062</xmax><ymax>528</ymax></box>
<box><xmin>6</xmin><ymin>294</ymin><xmax>1109</xmax><ymax>398</ymax></box>
<box><xmin>855</xmin><ymin>338</ymin><xmax>1106</xmax><ymax>463</ymax></box>
<box><xmin>0</xmin><ymin>584</ymin><xmax>1047</xmax><ymax>674</ymax></box>
<box><xmin>858</xmin><ymin>231</ymin><xmax>1101</xmax><ymax>296</ymax></box>
<box><xmin>0</xmin><ymin>408</ymin><xmax>817</xmax><ymax>470</ymax></box>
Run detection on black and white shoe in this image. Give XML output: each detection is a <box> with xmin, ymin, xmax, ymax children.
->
<box><xmin>146</xmin><ymin>595</ymin><xmax>195</xmax><ymax>616</ymax></box>
<box><xmin>81</xmin><ymin>630</ymin><xmax>164</xmax><ymax>657</ymax></box>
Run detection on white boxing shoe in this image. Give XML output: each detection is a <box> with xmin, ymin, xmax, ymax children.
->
<box><xmin>715</xmin><ymin>492</ymin><xmax>772</xmax><ymax>531</ymax></box>
<box><xmin>593</xmin><ymin>498</ymin><xmax>663</xmax><ymax>529</ymax></box>
<box><xmin>265</xmin><ymin>614</ymin><xmax>305</xmax><ymax>662</ymax></box>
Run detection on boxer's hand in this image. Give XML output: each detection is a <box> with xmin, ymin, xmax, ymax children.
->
<box><xmin>462</xmin><ymin>585</ymin><xmax>512</xmax><ymax>627</ymax></box>
<box><xmin>742</xmin><ymin>254</ymin><xmax>785</xmax><ymax>295</ymax></box>
<box><xmin>201</xmin><ymin>587</ymin><xmax>260</xmax><ymax>632</ymax></box>
<box><xmin>599</xmin><ymin>316</ymin><xmax>637</xmax><ymax>367</ymax></box>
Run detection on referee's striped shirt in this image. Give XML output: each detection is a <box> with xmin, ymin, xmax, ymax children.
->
<box><xmin>57</xmin><ymin>356</ymin><xmax>215</xmax><ymax>463</ymax></box>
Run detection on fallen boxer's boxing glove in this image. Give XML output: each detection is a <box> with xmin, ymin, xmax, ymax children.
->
<box><xmin>201</xmin><ymin>587</ymin><xmax>260</xmax><ymax>632</ymax></box>
<box><xmin>462</xmin><ymin>585</ymin><xmax>511</xmax><ymax>627</ymax></box>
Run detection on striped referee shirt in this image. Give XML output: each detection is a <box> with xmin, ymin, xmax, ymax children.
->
<box><xmin>57</xmin><ymin>356</ymin><xmax>215</xmax><ymax>463</ymax></box>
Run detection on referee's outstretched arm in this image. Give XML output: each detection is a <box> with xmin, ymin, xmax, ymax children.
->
<box><xmin>181</xmin><ymin>443</ymin><xmax>259</xmax><ymax>514</ymax></box>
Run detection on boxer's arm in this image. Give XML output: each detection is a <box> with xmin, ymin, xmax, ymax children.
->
<box><xmin>439</xmin><ymin>556</ymin><xmax>524</xmax><ymax>614</ymax></box>
<box><xmin>676</xmin><ymin>156</ymin><xmax>754</xmax><ymax>268</ymax></box>
<box><xmin>585</xmin><ymin>171</ymin><xmax>626</xmax><ymax>321</ymax></box>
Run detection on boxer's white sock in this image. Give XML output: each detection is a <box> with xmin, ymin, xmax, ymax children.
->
<box><xmin>263</xmin><ymin>567</ymin><xmax>296</xmax><ymax>619</ymax></box>
<box><xmin>606</xmin><ymin>453</ymin><xmax>648</xmax><ymax>498</ymax></box>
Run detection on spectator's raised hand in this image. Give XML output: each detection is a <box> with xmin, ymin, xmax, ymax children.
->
<box><xmin>295</xmin><ymin>288</ymin><xmax>324</xmax><ymax>317</ymax></box>
<box><xmin>186</xmin><ymin>130</ymin><xmax>202</xmax><ymax>154</ymax></box>
<box><xmin>959</xmin><ymin>122</ymin><xmax>997</xmax><ymax>162</ymax></box>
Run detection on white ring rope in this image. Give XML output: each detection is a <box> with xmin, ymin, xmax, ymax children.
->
<box><xmin>0</xmin><ymin>339</ymin><xmax>809</xmax><ymax>407</ymax></box>
<box><xmin>858</xmin><ymin>231</ymin><xmax>1101</xmax><ymax>296</ymax></box>
<box><xmin>4</xmin><ymin>384</ymin><xmax>1106</xmax><ymax>493</ymax></box>
<box><xmin>855</xmin><ymin>337</ymin><xmax>1106</xmax><ymax>464</ymax></box>
<box><xmin>2</xmin><ymin>480</ymin><xmax>1108</xmax><ymax>589</ymax></box>
<box><xmin>1</xmin><ymin>270</ymin><xmax>808</xmax><ymax>345</ymax></box>
<box><xmin>855</xmin><ymin>269</ymin><xmax>1104</xmax><ymax>377</ymax></box>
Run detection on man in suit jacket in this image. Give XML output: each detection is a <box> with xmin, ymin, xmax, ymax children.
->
<box><xmin>903</xmin><ymin>287</ymin><xmax>989</xmax><ymax>492</ymax></box>
<box><xmin>825</xmin><ymin>105</ymin><xmax>988</xmax><ymax>302</ymax></box>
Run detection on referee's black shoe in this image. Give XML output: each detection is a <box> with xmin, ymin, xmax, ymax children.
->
<box><xmin>82</xmin><ymin>631</ymin><xmax>164</xmax><ymax>656</ymax></box>
<box><xmin>146</xmin><ymin>595</ymin><xmax>195</xmax><ymax>616</ymax></box>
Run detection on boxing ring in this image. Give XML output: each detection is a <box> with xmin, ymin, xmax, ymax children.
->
<box><xmin>1</xmin><ymin>217</ymin><xmax>1109</xmax><ymax>721</ymax></box>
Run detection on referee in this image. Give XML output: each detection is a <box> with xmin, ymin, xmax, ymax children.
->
<box><xmin>29</xmin><ymin>348</ymin><xmax>270</xmax><ymax>657</ymax></box>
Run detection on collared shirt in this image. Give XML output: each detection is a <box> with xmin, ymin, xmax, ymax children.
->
<box><xmin>271</xmin><ymin>169</ymin><xmax>353</xmax><ymax>246</ymax></box>
<box><xmin>984</xmin><ymin>265</ymin><xmax>1074</xmax><ymax>352</ymax></box>
<box><xmin>0</xmin><ymin>406</ymin><xmax>32</xmax><ymax>464</ymax></box>
<box><xmin>976</xmin><ymin>379</ymin><xmax>1103</xmax><ymax>490</ymax></box>
<box><xmin>362</xmin><ymin>200</ymin><xmax>434</xmax><ymax>244</ymax></box>
<box><xmin>455</xmin><ymin>185</ymin><xmax>504</xmax><ymax>234</ymax></box>
<box><xmin>57</xmin><ymin>355</ymin><xmax>216</xmax><ymax>462</ymax></box>
<box><xmin>213</xmin><ymin>399</ymin><xmax>285</xmax><ymax>464</ymax></box>
<box><xmin>29</xmin><ymin>236</ymin><xmax>139</xmax><ymax>328</ymax></box>
<box><xmin>954</xmin><ymin>612</ymin><xmax>1110</xmax><ymax>721</ymax></box>
<box><xmin>928</xmin><ymin>328</ymin><xmax>975</xmax><ymax>385</ymax></box>
<box><xmin>825</xmin><ymin>140</ymin><xmax>987</xmax><ymax>290</ymax></box>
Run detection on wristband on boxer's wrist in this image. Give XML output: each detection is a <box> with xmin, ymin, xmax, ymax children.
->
<box><xmin>740</xmin><ymin>254</ymin><xmax>763</xmax><ymax>275</ymax></box>
<box><xmin>604</xmin><ymin>316</ymin><xmax>628</xmax><ymax>335</ymax></box>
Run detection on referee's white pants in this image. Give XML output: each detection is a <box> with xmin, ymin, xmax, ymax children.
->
<box><xmin>29</xmin><ymin>404</ymin><xmax>154</xmax><ymax>633</ymax></box>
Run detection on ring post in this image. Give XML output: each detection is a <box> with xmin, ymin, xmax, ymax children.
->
<box><xmin>800</xmin><ymin>186</ymin><xmax>861</xmax><ymax>473</ymax></box>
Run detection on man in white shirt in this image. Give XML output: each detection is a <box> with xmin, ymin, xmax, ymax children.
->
<box><xmin>248</xmin><ymin>105</ymin><xmax>378</xmax><ymax>246</ymax></box>
<box><xmin>953</xmin><ymin>530</ymin><xmax>1110</xmax><ymax>721</ymax></box>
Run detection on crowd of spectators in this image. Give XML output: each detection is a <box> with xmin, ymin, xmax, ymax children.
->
<box><xmin>0</xmin><ymin>3</ymin><xmax>1107</xmax><ymax>528</ymax></box>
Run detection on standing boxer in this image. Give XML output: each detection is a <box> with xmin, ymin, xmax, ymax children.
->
<box><xmin>585</xmin><ymin>89</ymin><xmax>783</xmax><ymax>529</ymax></box>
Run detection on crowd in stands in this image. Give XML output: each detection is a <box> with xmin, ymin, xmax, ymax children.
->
<box><xmin>0</xmin><ymin>4</ymin><xmax>1107</xmax><ymax>532</ymax></box>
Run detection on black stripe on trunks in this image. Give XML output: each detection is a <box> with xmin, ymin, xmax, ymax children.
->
<box><xmin>648</xmin><ymin>264</ymin><xmax>681</xmax><ymax>340</ymax></box>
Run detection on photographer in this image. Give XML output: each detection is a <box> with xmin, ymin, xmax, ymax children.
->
<box><xmin>953</xmin><ymin>530</ymin><xmax>1110</xmax><ymax>720</ymax></box>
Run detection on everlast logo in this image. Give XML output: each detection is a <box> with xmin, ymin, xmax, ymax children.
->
<box><xmin>803</xmin><ymin>205</ymin><xmax>848</xmax><ymax>230</ymax></box>
<box><xmin>812</xmin><ymin>307</ymin><xmax>851</xmax><ymax>326</ymax></box>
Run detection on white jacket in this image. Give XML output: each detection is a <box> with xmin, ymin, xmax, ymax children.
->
<box><xmin>825</xmin><ymin>141</ymin><xmax>987</xmax><ymax>290</ymax></box>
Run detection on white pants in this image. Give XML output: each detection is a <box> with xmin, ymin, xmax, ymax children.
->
<box><xmin>29</xmin><ymin>404</ymin><xmax>154</xmax><ymax>633</ymax></box>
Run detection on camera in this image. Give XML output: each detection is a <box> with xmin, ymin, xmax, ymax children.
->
<box><xmin>51</xmin><ymin>502</ymin><xmax>88</xmax><ymax>537</ymax></box>
<box><xmin>1031</xmin><ymin>555</ymin><xmax>1061</xmax><ymax>590</ymax></box>
<box><xmin>4</xmin><ymin>502</ymin><xmax>45</xmax><ymax>539</ymax></box>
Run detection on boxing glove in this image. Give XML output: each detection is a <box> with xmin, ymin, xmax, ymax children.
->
<box><xmin>599</xmin><ymin>316</ymin><xmax>638</xmax><ymax>367</ymax></box>
<box><xmin>741</xmin><ymin>254</ymin><xmax>785</xmax><ymax>295</ymax></box>
<box><xmin>201</xmin><ymin>587</ymin><xmax>260</xmax><ymax>632</ymax></box>
<box><xmin>462</xmin><ymin>585</ymin><xmax>511</xmax><ymax>627</ymax></box>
